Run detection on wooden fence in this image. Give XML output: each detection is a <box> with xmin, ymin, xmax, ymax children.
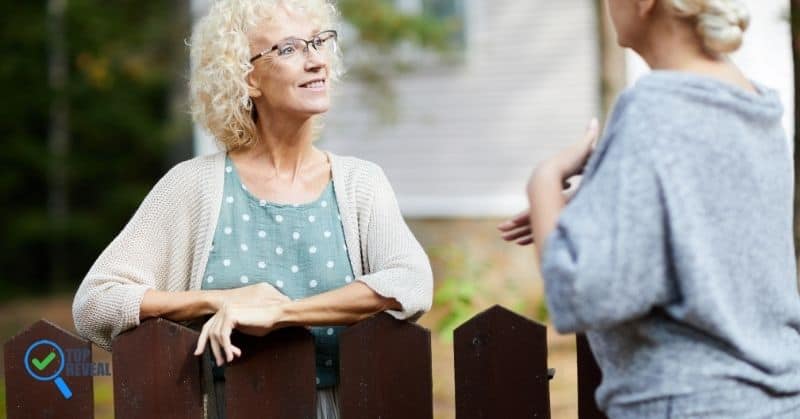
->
<box><xmin>3</xmin><ymin>305</ymin><xmax>607</xmax><ymax>419</ymax></box>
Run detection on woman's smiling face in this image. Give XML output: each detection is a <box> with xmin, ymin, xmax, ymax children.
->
<box><xmin>247</xmin><ymin>5</ymin><xmax>332</xmax><ymax>119</ymax></box>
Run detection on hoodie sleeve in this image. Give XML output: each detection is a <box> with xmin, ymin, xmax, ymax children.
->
<box><xmin>540</xmin><ymin>111</ymin><xmax>677</xmax><ymax>334</ymax></box>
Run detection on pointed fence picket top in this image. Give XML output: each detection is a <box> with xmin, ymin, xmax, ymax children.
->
<box><xmin>3</xmin><ymin>319</ymin><xmax>94</xmax><ymax>419</ymax></box>
<box><xmin>112</xmin><ymin>318</ymin><xmax>204</xmax><ymax>419</ymax></box>
<box><xmin>224</xmin><ymin>327</ymin><xmax>316</xmax><ymax>419</ymax></box>
<box><xmin>339</xmin><ymin>313</ymin><xmax>433</xmax><ymax>419</ymax></box>
<box><xmin>454</xmin><ymin>305</ymin><xmax>550</xmax><ymax>419</ymax></box>
<box><xmin>576</xmin><ymin>334</ymin><xmax>607</xmax><ymax>419</ymax></box>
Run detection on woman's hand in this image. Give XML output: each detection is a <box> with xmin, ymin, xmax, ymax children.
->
<box><xmin>498</xmin><ymin>180</ymin><xmax>583</xmax><ymax>246</ymax></box>
<box><xmin>209</xmin><ymin>282</ymin><xmax>290</xmax><ymax>311</ymax></box>
<box><xmin>497</xmin><ymin>210</ymin><xmax>536</xmax><ymax>246</ymax></box>
<box><xmin>499</xmin><ymin>118</ymin><xmax>598</xmax><ymax>246</ymax></box>
<box><xmin>539</xmin><ymin>118</ymin><xmax>600</xmax><ymax>181</ymax></box>
<box><xmin>193</xmin><ymin>302</ymin><xmax>286</xmax><ymax>366</ymax></box>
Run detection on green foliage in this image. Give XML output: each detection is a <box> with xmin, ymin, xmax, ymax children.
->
<box><xmin>337</xmin><ymin>0</ymin><xmax>462</xmax><ymax>122</ymax></box>
<box><xmin>429</xmin><ymin>244</ymin><xmax>550</xmax><ymax>340</ymax></box>
<box><xmin>0</xmin><ymin>376</ymin><xmax>5</xmax><ymax>416</ymax></box>
<box><xmin>0</xmin><ymin>1</ymin><xmax>190</xmax><ymax>298</ymax></box>
<box><xmin>339</xmin><ymin>0</ymin><xmax>455</xmax><ymax>51</ymax></box>
<box><xmin>430</xmin><ymin>245</ymin><xmax>489</xmax><ymax>342</ymax></box>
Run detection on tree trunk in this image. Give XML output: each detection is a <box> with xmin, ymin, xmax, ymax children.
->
<box><xmin>792</xmin><ymin>0</ymin><xmax>800</xmax><ymax>288</ymax></box>
<box><xmin>47</xmin><ymin>0</ymin><xmax>69</xmax><ymax>289</ymax></box>
<box><xmin>596</xmin><ymin>0</ymin><xmax>627</xmax><ymax>118</ymax></box>
<box><xmin>167</xmin><ymin>0</ymin><xmax>193</xmax><ymax>164</ymax></box>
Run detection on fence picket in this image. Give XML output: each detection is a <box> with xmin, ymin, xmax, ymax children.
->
<box><xmin>454</xmin><ymin>305</ymin><xmax>550</xmax><ymax>419</ymax></box>
<box><xmin>3</xmin><ymin>320</ymin><xmax>94</xmax><ymax>419</ymax></box>
<box><xmin>576</xmin><ymin>334</ymin><xmax>607</xmax><ymax>419</ymax></box>
<box><xmin>224</xmin><ymin>327</ymin><xmax>316</xmax><ymax>419</ymax></box>
<box><xmin>339</xmin><ymin>313</ymin><xmax>433</xmax><ymax>419</ymax></box>
<box><xmin>112</xmin><ymin>318</ymin><xmax>204</xmax><ymax>419</ymax></box>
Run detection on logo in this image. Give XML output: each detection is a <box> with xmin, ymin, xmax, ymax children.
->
<box><xmin>23</xmin><ymin>339</ymin><xmax>72</xmax><ymax>399</ymax></box>
<box><xmin>23</xmin><ymin>340</ymin><xmax>112</xmax><ymax>399</ymax></box>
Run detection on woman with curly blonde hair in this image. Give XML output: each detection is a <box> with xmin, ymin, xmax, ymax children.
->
<box><xmin>501</xmin><ymin>0</ymin><xmax>800</xmax><ymax>417</ymax></box>
<box><xmin>72</xmin><ymin>1</ymin><xmax>433</xmax><ymax>417</ymax></box>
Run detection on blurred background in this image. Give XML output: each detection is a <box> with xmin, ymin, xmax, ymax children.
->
<box><xmin>0</xmin><ymin>0</ymin><xmax>795</xmax><ymax>417</ymax></box>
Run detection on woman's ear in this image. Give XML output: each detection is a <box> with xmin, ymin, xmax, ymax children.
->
<box><xmin>636</xmin><ymin>0</ymin><xmax>657</xmax><ymax>18</ymax></box>
<box><xmin>246</xmin><ymin>71</ymin><xmax>262</xmax><ymax>99</ymax></box>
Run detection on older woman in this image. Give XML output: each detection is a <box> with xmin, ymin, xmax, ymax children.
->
<box><xmin>72</xmin><ymin>0</ymin><xmax>433</xmax><ymax>417</ymax></box>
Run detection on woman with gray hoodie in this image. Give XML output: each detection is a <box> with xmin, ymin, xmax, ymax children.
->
<box><xmin>500</xmin><ymin>0</ymin><xmax>800</xmax><ymax>417</ymax></box>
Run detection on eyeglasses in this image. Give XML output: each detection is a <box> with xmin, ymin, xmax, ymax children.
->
<box><xmin>249</xmin><ymin>30</ymin><xmax>338</xmax><ymax>63</ymax></box>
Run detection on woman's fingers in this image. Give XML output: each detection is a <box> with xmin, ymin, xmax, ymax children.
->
<box><xmin>586</xmin><ymin>117</ymin><xmax>599</xmax><ymax>145</ymax></box>
<box><xmin>209</xmin><ymin>335</ymin><xmax>224</xmax><ymax>367</ymax></box>
<box><xmin>194</xmin><ymin>318</ymin><xmax>212</xmax><ymax>356</ymax></box>
<box><xmin>515</xmin><ymin>235</ymin><xmax>534</xmax><ymax>246</ymax></box>
<box><xmin>220</xmin><ymin>320</ymin><xmax>235</xmax><ymax>363</ymax></box>
<box><xmin>589</xmin><ymin>117</ymin><xmax>600</xmax><ymax>150</ymax></box>
<box><xmin>207</xmin><ymin>315</ymin><xmax>224</xmax><ymax>366</ymax></box>
<box><xmin>498</xmin><ymin>210</ymin><xmax>530</xmax><ymax>231</ymax></box>
<box><xmin>501</xmin><ymin>225</ymin><xmax>532</xmax><ymax>242</ymax></box>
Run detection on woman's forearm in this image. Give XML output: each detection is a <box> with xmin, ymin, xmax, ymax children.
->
<box><xmin>277</xmin><ymin>281</ymin><xmax>401</xmax><ymax>327</ymax></box>
<box><xmin>529</xmin><ymin>164</ymin><xmax>569</xmax><ymax>264</ymax></box>
<box><xmin>139</xmin><ymin>289</ymin><xmax>222</xmax><ymax>322</ymax></box>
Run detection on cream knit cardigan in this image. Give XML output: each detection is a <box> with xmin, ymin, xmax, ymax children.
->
<box><xmin>72</xmin><ymin>151</ymin><xmax>433</xmax><ymax>351</ymax></box>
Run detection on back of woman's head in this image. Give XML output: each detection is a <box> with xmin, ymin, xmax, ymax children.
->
<box><xmin>668</xmin><ymin>0</ymin><xmax>750</xmax><ymax>54</ymax></box>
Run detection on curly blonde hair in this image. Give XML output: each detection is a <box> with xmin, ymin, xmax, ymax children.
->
<box><xmin>668</xmin><ymin>0</ymin><xmax>750</xmax><ymax>55</ymax></box>
<box><xmin>189</xmin><ymin>0</ymin><xmax>343</xmax><ymax>151</ymax></box>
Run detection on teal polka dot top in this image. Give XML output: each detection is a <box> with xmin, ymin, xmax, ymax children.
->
<box><xmin>202</xmin><ymin>154</ymin><xmax>355</xmax><ymax>388</ymax></box>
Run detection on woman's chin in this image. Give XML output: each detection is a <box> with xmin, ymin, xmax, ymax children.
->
<box><xmin>297</xmin><ymin>103</ymin><xmax>331</xmax><ymax>116</ymax></box>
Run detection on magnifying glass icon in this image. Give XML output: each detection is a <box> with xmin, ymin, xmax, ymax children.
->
<box><xmin>23</xmin><ymin>339</ymin><xmax>72</xmax><ymax>400</ymax></box>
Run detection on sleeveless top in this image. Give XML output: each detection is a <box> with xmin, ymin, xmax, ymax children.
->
<box><xmin>202</xmin><ymin>154</ymin><xmax>355</xmax><ymax>388</ymax></box>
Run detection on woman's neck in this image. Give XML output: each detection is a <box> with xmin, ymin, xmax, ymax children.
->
<box><xmin>634</xmin><ymin>20</ymin><xmax>754</xmax><ymax>93</ymax></box>
<box><xmin>231</xmin><ymin>110</ymin><xmax>324</xmax><ymax>181</ymax></box>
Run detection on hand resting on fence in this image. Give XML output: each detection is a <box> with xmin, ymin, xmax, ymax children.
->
<box><xmin>194</xmin><ymin>280</ymin><xmax>401</xmax><ymax>367</ymax></box>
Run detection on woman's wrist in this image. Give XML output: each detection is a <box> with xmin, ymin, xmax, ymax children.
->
<box><xmin>539</xmin><ymin>160</ymin><xmax>569</xmax><ymax>178</ymax></box>
<box><xmin>203</xmin><ymin>290</ymin><xmax>224</xmax><ymax>313</ymax></box>
<box><xmin>273</xmin><ymin>300</ymin><xmax>299</xmax><ymax>328</ymax></box>
<box><xmin>529</xmin><ymin>162</ymin><xmax>565</xmax><ymax>195</ymax></box>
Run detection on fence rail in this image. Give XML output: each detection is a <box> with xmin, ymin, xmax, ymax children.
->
<box><xmin>3</xmin><ymin>305</ymin><xmax>607</xmax><ymax>419</ymax></box>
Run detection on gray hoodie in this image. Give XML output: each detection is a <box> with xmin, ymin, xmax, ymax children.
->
<box><xmin>541</xmin><ymin>71</ymin><xmax>800</xmax><ymax>416</ymax></box>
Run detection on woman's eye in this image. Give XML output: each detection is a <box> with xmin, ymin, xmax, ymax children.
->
<box><xmin>278</xmin><ymin>45</ymin><xmax>296</xmax><ymax>55</ymax></box>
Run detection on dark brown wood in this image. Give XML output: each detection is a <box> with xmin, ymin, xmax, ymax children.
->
<box><xmin>576</xmin><ymin>334</ymin><xmax>607</xmax><ymax>419</ymax></box>
<box><xmin>225</xmin><ymin>327</ymin><xmax>316</xmax><ymax>419</ymax></box>
<box><xmin>454</xmin><ymin>305</ymin><xmax>550</xmax><ymax>419</ymax></box>
<box><xmin>339</xmin><ymin>313</ymin><xmax>433</xmax><ymax>419</ymax></box>
<box><xmin>3</xmin><ymin>319</ymin><xmax>94</xmax><ymax>419</ymax></box>
<box><xmin>112</xmin><ymin>318</ymin><xmax>204</xmax><ymax>419</ymax></box>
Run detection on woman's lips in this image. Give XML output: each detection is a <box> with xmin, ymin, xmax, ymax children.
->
<box><xmin>299</xmin><ymin>79</ymin><xmax>326</xmax><ymax>91</ymax></box>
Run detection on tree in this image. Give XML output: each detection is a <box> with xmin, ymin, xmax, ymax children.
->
<box><xmin>792</xmin><ymin>0</ymin><xmax>800</xmax><ymax>286</ymax></box>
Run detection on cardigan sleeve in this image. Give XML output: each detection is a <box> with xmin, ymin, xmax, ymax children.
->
<box><xmin>355</xmin><ymin>165</ymin><xmax>433</xmax><ymax>321</ymax></box>
<box><xmin>72</xmin><ymin>163</ymin><xmax>195</xmax><ymax>351</ymax></box>
<box><xmin>540</xmin><ymin>119</ymin><xmax>677</xmax><ymax>334</ymax></box>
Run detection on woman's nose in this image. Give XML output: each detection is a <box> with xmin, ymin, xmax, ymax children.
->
<box><xmin>303</xmin><ymin>47</ymin><xmax>327</xmax><ymax>71</ymax></box>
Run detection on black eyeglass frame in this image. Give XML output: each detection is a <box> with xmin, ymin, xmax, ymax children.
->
<box><xmin>249</xmin><ymin>30</ymin><xmax>338</xmax><ymax>63</ymax></box>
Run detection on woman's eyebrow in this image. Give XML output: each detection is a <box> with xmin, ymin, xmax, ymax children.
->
<box><xmin>274</xmin><ymin>29</ymin><xmax>322</xmax><ymax>44</ymax></box>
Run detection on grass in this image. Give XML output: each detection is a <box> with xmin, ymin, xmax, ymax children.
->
<box><xmin>0</xmin><ymin>378</ymin><xmax>5</xmax><ymax>417</ymax></box>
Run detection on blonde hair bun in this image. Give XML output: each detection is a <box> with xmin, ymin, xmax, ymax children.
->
<box><xmin>670</xmin><ymin>0</ymin><xmax>750</xmax><ymax>54</ymax></box>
